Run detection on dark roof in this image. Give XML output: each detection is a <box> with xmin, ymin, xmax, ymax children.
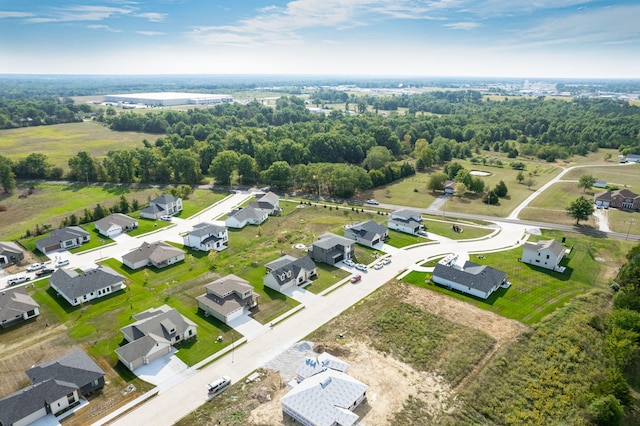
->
<box><xmin>150</xmin><ymin>194</ymin><xmax>180</xmax><ymax>205</ymax></box>
<box><xmin>115</xmin><ymin>334</ymin><xmax>170</xmax><ymax>365</ymax></box>
<box><xmin>140</xmin><ymin>204</ymin><xmax>164</xmax><ymax>215</ymax></box>
<box><xmin>26</xmin><ymin>349</ymin><xmax>105</xmax><ymax>389</ymax></box>
<box><xmin>0</xmin><ymin>287</ymin><xmax>39</xmax><ymax>323</ymax></box>
<box><xmin>122</xmin><ymin>241</ymin><xmax>184</xmax><ymax>265</ymax></box>
<box><xmin>267</xmin><ymin>256</ymin><xmax>316</xmax><ymax>287</ymax></box>
<box><xmin>313</xmin><ymin>233</ymin><xmax>353</xmax><ymax>250</ymax></box>
<box><xmin>433</xmin><ymin>261</ymin><xmax>506</xmax><ymax>294</ymax></box>
<box><xmin>345</xmin><ymin>220</ymin><xmax>387</xmax><ymax>243</ymax></box>
<box><xmin>121</xmin><ymin>304</ymin><xmax>196</xmax><ymax>342</ymax></box>
<box><xmin>95</xmin><ymin>213</ymin><xmax>137</xmax><ymax>231</ymax></box>
<box><xmin>0</xmin><ymin>241</ymin><xmax>22</xmax><ymax>255</ymax></box>
<box><xmin>35</xmin><ymin>226</ymin><xmax>89</xmax><ymax>251</ymax></box>
<box><xmin>0</xmin><ymin>379</ymin><xmax>78</xmax><ymax>426</ymax></box>
<box><xmin>226</xmin><ymin>206</ymin><xmax>269</xmax><ymax>223</ymax></box>
<box><xmin>188</xmin><ymin>222</ymin><xmax>227</xmax><ymax>238</ymax></box>
<box><xmin>50</xmin><ymin>266</ymin><xmax>124</xmax><ymax>299</ymax></box>
<box><xmin>391</xmin><ymin>209</ymin><xmax>422</xmax><ymax>221</ymax></box>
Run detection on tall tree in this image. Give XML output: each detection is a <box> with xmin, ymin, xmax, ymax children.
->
<box><xmin>0</xmin><ymin>155</ymin><xmax>16</xmax><ymax>194</ymax></box>
<box><xmin>578</xmin><ymin>174</ymin><xmax>597</xmax><ymax>192</ymax></box>
<box><xmin>209</xmin><ymin>150</ymin><xmax>239</xmax><ymax>185</ymax></box>
<box><xmin>428</xmin><ymin>172</ymin><xmax>448</xmax><ymax>192</ymax></box>
<box><xmin>362</xmin><ymin>146</ymin><xmax>394</xmax><ymax>170</ymax></box>
<box><xmin>566</xmin><ymin>196</ymin><xmax>595</xmax><ymax>224</ymax></box>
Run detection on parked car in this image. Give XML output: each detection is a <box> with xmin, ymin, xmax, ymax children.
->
<box><xmin>54</xmin><ymin>258</ymin><xmax>69</xmax><ymax>267</ymax></box>
<box><xmin>8</xmin><ymin>275</ymin><xmax>30</xmax><ymax>286</ymax></box>
<box><xmin>36</xmin><ymin>268</ymin><xmax>55</xmax><ymax>277</ymax></box>
<box><xmin>355</xmin><ymin>263</ymin><xmax>367</xmax><ymax>272</ymax></box>
<box><xmin>343</xmin><ymin>259</ymin><xmax>355</xmax><ymax>267</ymax></box>
<box><xmin>160</xmin><ymin>215</ymin><xmax>172</xmax><ymax>221</ymax></box>
<box><xmin>366</xmin><ymin>199</ymin><xmax>379</xmax><ymax>205</ymax></box>
<box><xmin>382</xmin><ymin>257</ymin><xmax>391</xmax><ymax>265</ymax></box>
<box><xmin>373</xmin><ymin>263</ymin><xmax>383</xmax><ymax>270</ymax></box>
<box><xmin>350</xmin><ymin>274</ymin><xmax>362</xmax><ymax>283</ymax></box>
<box><xmin>26</xmin><ymin>263</ymin><xmax>45</xmax><ymax>272</ymax></box>
<box><xmin>207</xmin><ymin>376</ymin><xmax>231</xmax><ymax>396</ymax></box>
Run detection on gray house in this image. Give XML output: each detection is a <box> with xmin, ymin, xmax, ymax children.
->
<box><xmin>388</xmin><ymin>209</ymin><xmax>424</xmax><ymax>235</ymax></box>
<box><xmin>116</xmin><ymin>305</ymin><xmax>197</xmax><ymax>371</ymax></box>
<box><xmin>343</xmin><ymin>220</ymin><xmax>388</xmax><ymax>248</ymax></box>
<box><xmin>248</xmin><ymin>191</ymin><xmax>282</xmax><ymax>216</ymax></box>
<box><xmin>263</xmin><ymin>255</ymin><xmax>317</xmax><ymax>292</ymax></box>
<box><xmin>309</xmin><ymin>233</ymin><xmax>355</xmax><ymax>265</ymax></box>
<box><xmin>432</xmin><ymin>259</ymin><xmax>508</xmax><ymax>300</ymax></box>
<box><xmin>50</xmin><ymin>266</ymin><xmax>126</xmax><ymax>307</ymax></box>
<box><xmin>0</xmin><ymin>287</ymin><xmax>40</xmax><ymax>328</ymax></box>
<box><xmin>0</xmin><ymin>349</ymin><xmax>105</xmax><ymax>426</ymax></box>
<box><xmin>95</xmin><ymin>213</ymin><xmax>138</xmax><ymax>238</ymax></box>
<box><xmin>225</xmin><ymin>206</ymin><xmax>269</xmax><ymax>229</ymax></box>
<box><xmin>139</xmin><ymin>194</ymin><xmax>183</xmax><ymax>219</ymax></box>
<box><xmin>35</xmin><ymin>226</ymin><xmax>90</xmax><ymax>254</ymax></box>
<box><xmin>0</xmin><ymin>241</ymin><xmax>24</xmax><ymax>266</ymax></box>
<box><xmin>183</xmin><ymin>222</ymin><xmax>228</xmax><ymax>252</ymax></box>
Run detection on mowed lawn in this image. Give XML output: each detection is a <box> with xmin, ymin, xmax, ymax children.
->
<box><xmin>0</xmin><ymin>121</ymin><xmax>155</xmax><ymax>170</ymax></box>
<box><xmin>563</xmin><ymin>163</ymin><xmax>640</xmax><ymax>190</ymax></box>
<box><xmin>0</xmin><ymin>185</ymin><xmax>228</xmax><ymax>241</ymax></box>
<box><xmin>401</xmin><ymin>230</ymin><xmax>634</xmax><ymax>325</ymax></box>
<box><xmin>518</xmin><ymin>181</ymin><xmax>598</xmax><ymax>227</ymax></box>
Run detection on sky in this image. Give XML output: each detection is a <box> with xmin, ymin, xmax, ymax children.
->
<box><xmin>0</xmin><ymin>0</ymin><xmax>638</xmax><ymax>79</ymax></box>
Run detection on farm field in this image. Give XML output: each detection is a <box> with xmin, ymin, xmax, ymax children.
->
<box><xmin>0</xmin><ymin>121</ymin><xmax>156</xmax><ymax>170</ymax></box>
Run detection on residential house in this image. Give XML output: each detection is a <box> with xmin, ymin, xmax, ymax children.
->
<box><xmin>626</xmin><ymin>154</ymin><xmax>640</xmax><ymax>163</ymax></box>
<box><xmin>0</xmin><ymin>241</ymin><xmax>24</xmax><ymax>266</ymax></box>
<box><xmin>35</xmin><ymin>226</ymin><xmax>90</xmax><ymax>254</ymax></box>
<box><xmin>281</xmin><ymin>353</ymin><xmax>368</xmax><ymax>426</ymax></box>
<box><xmin>49</xmin><ymin>266</ymin><xmax>126</xmax><ymax>307</ymax></box>
<box><xmin>115</xmin><ymin>305</ymin><xmax>197</xmax><ymax>371</ymax></box>
<box><xmin>225</xmin><ymin>206</ymin><xmax>270</xmax><ymax>229</ymax></box>
<box><xmin>183</xmin><ymin>222</ymin><xmax>228</xmax><ymax>251</ymax></box>
<box><xmin>309</xmin><ymin>233</ymin><xmax>355</xmax><ymax>266</ymax></box>
<box><xmin>432</xmin><ymin>256</ymin><xmax>508</xmax><ymax>299</ymax></box>
<box><xmin>0</xmin><ymin>350</ymin><xmax>105</xmax><ymax>426</ymax></box>
<box><xmin>122</xmin><ymin>241</ymin><xmax>185</xmax><ymax>270</ymax></box>
<box><xmin>444</xmin><ymin>179</ymin><xmax>456</xmax><ymax>194</ymax></box>
<box><xmin>197</xmin><ymin>274</ymin><xmax>258</xmax><ymax>324</ymax></box>
<box><xmin>139</xmin><ymin>194</ymin><xmax>183</xmax><ymax>220</ymax></box>
<box><xmin>263</xmin><ymin>255</ymin><xmax>317</xmax><ymax>292</ymax></box>
<box><xmin>522</xmin><ymin>239</ymin><xmax>566</xmax><ymax>271</ymax></box>
<box><xmin>0</xmin><ymin>287</ymin><xmax>40</xmax><ymax>328</ymax></box>
<box><xmin>343</xmin><ymin>220</ymin><xmax>388</xmax><ymax>248</ymax></box>
<box><xmin>595</xmin><ymin>189</ymin><xmax>640</xmax><ymax>210</ymax></box>
<box><xmin>95</xmin><ymin>213</ymin><xmax>138</xmax><ymax>238</ymax></box>
<box><xmin>248</xmin><ymin>191</ymin><xmax>282</xmax><ymax>216</ymax></box>
<box><xmin>388</xmin><ymin>209</ymin><xmax>425</xmax><ymax>235</ymax></box>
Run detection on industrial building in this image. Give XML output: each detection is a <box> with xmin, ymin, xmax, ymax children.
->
<box><xmin>103</xmin><ymin>92</ymin><xmax>233</xmax><ymax>106</ymax></box>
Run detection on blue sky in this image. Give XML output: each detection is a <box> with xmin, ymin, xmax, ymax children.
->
<box><xmin>0</xmin><ymin>0</ymin><xmax>638</xmax><ymax>78</ymax></box>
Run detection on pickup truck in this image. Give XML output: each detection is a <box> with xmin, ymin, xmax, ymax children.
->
<box><xmin>8</xmin><ymin>275</ymin><xmax>30</xmax><ymax>286</ymax></box>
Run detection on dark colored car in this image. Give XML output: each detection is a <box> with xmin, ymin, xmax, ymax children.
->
<box><xmin>36</xmin><ymin>268</ymin><xmax>55</xmax><ymax>277</ymax></box>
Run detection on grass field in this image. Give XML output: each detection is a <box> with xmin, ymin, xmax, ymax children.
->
<box><xmin>0</xmin><ymin>185</ymin><xmax>229</xmax><ymax>241</ymax></box>
<box><xmin>518</xmin><ymin>181</ymin><xmax>598</xmax><ymax>227</ymax></box>
<box><xmin>563</xmin><ymin>163</ymin><xmax>640</xmax><ymax>190</ymax></box>
<box><xmin>401</xmin><ymin>230</ymin><xmax>634</xmax><ymax>325</ymax></box>
<box><xmin>0</xmin><ymin>121</ymin><xmax>157</xmax><ymax>170</ymax></box>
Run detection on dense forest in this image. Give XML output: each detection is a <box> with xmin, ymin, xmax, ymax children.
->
<box><xmin>1</xmin><ymin>87</ymin><xmax>640</xmax><ymax>200</ymax></box>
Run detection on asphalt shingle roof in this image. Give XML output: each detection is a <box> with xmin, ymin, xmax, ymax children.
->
<box><xmin>50</xmin><ymin>266</ymin><xmax>125</xmax><ymax>300</ymax></box>
<box><xmin>432</xmin><ymin>261</ymin><xmax>506</xmax><ymax>294</ymax></box>
<box><xmin>0</xmin><ymin>287</ymin><xmax>39</xmax><ymax>323</ymax></box>
<box><xmin>26</xmin><ymin>349</ymin><xmax>105</xmax><ymax>389</ymax></box>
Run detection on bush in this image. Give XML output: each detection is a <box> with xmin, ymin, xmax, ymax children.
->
<box><xmin>588</xmin><ymin>395</ymin><xmax>624</xmax><ymax>426</ymax></box>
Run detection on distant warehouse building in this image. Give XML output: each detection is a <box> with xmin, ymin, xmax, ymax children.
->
<box><xmin>103</xmin><ymin>92</ymin><xmax>233</xmax><ymax>107</ymax></box>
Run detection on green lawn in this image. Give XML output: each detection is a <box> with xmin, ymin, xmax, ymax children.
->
<box><xmin>402</xmin><ymin>230</ymin><xmax>635</xmax><ymax>325</ymax></box>
<box><xmin>385</xmin><ymin>229</ymin><xmax>431</xmax><ymax>248</ymax></box>
<box><xmin>178</xmin><ymin>190</ymin><xmax>231</xmax><ymax>218</ymax></box>
<box><xmin>423</xmin><ymin>218</ymin><xmax>495</xmax><ymax>240</ymax></box>
<box><xmin>518</xmin><ymin>181</ymin><xmax>598</xmax><ymax>226</ymax></box>
<box><xmin>607</xmin><ymin>208</ymin><xmax>640</xmax><ymax>236</ymax></box>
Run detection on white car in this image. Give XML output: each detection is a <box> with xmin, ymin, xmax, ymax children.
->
<box><xmin>54</xmin><ymin>258</ymin><xmax>69</xmax><ymax>268</ymax></box>
<box><xmin>343</xmin><ymin>259</ymin><xmax>355</xmax><ymax>267</ymax></box>
<box><xmin>355</xmin><ymin>263</ymin><xmax>367</xmax><ymax>272</ymax></box>
<box><xmin>366</xmin><ymin>199</ymin><xmax>379</xmax><ymax>205</ymax></box>
<box><xmin>160</xmin><ymin>215</ymin><xmax>172</xmax><ymax>221</ymax></box>
<box><xmin>8</xmin><ymin>275</ymin><xmax>30</xmax><ymax>286</ymax></box>
<box><xmin>26</xmin><ymin>263</ymin><xmax>45</xmax><ymax>272</ymax></box>
<box><xmin>373</xmin><ymin>263</ymin><xmax>383</xmax><ymax>270</ymax></box>
<box><xmin>382</xmin><ymin>257</ymin><xmax>391</xmax><ymax>265</ymax></box>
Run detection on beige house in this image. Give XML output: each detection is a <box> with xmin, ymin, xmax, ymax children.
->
<box><xmin>197</xmin><ymin>274</ymin><xmax>258</xmax><ymax>324</ymax></box>
<box><xmin>122</xmin><ymin>241</ymin><xmax>185</xmax><ymax>270</ymax></box>
<box><xmin>522</xmin><ymin>239</ymin><xmax>566</xmax><ymax>271</ymax></box>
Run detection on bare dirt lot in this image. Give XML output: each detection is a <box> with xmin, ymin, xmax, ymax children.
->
<box><xmin>242</xmin><ymin>283</ymin><xmax>530</xmax><ymax>425</ymax></box>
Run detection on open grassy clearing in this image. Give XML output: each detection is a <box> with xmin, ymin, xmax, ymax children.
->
<box><xmin>518</xmin><ymin>181</ymin><xmax>598</xmax><ymax>226</ymax></box>
<box><xmin>402</xmin><ymin>230</ymin><xmax>633</xmax><ymax>325</ymax></box>
<box><xmin>0</xmin><ymin>121</ymin><xmax>156</xmax><ymax>170</ymax></box>
<box><xmin>424</xmin><ymin>218</ymin><xmax>495</xmax><ymax>240</ymax></box>
<box><xmin>606</xmin><ymin>208</ymin><xmax>640</xmax><ymax>236</ymax></box>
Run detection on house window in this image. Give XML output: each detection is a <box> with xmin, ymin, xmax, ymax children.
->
<box><xmin>535</xmin><ymin>260</ymin><xmax>540</xmax><ymax>263</ymax></box>
<box><xmin>93</xmin><ymin>379</ymin><xmax>100</xmax><ymax>387</ymax></box>
<box><xmin>67</xmin><ymin>393</ymin><xmax>76</xmax><ymax>404</ymax></box>
<box><xmin>546</xmin><ymin>254</ymin><xmax>550</xmax><ymax>259</ymax></box>
<box><xmin>188</xmin><ymin>330</ymin><xmax>193</xmax><ymax>336</ymax></box>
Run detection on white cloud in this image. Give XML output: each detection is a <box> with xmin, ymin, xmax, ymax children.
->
<box><xmin>136</xmin><ymin>12</ymin><xmax>167</xmax><ymax>22</ymax></box>
<box><xmin>136</xmin><ymin>30</ymin><xmax>166</xmax><ymax>36</ymax></box>
<box><xmin>87</xmin><ymin>24</ymin><xmax>122</xmax><ymax>32</ymax></box>
<box><xmin>25</xmin><ymin>5</ymin><xmax>133</xmax><ymax>23</ymax></box>
<box><xmin>444</xmin><ymin>21</ymin><xmax>480</xmax><ymax>30</ymax></box>
<box><xmin>0</xmin><ymin>11</ymin><xmax>33</xmax><ymax>19</ymax></box>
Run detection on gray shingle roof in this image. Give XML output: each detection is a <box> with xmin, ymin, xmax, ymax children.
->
<box><xmin>150</xmin><ymin>194</ymin><xmax>179</xmax><ymax>204</ymax></box>
<box><xmin>140</xmin><ymin>204</ymin><xmax>164</xmax><ymax>215</ymax></box>
<box><xmin>0</xmin><ymin>287</ymin><xmax>39</xmax><ymax>323</ymax></box>
<box><xmin>433</xmin><ymin>261</ymin><xmax>506</xmax><ymax>294</ymax></box>
<box><xmin>345</xmin><ymin>220</ymin><xmax>387</xmax><ymax>243</ymax></box>
<box><xmin>0</xmin><ymin>241</ymin><xmax>22</xmax><ymax>256</ymax></box>
<box><xmin>50</xmin><ymin>266</ymin><xmax>125</xmax><ymax>300</ymax></box>
<box><xmin>227</xmin><ymin>206</ymin><xmax>269</xmax><ymax>223</ymax></box>
<box><xmin>115</xmin><ymin>334</ymin><xmax>171</xmax><ymax>364</ymax></box>
<box><xmin>122</xmin><ymin>241</ymin><xmax>185</xmax><ymax>265</ymax></box>
<box><xmin>391</xmin><ymin>209</ymin><xmax>422</xmax><ymax>221</ymax></box>
<box><xmin>35</xmin><ymin>226</ymin><xmax>89</xmax><ymax>251</ymax></box>
<box><xmin>313</xmin><ymin>233</ymin><xmax>353</xmax><ymax>250</ymax></box>
<box><xmin>95</xmin><ymin>213</ymin><xmax>137</xmax><ymax>231</ymax></box>
<box><xmin>0</xmin><ymin>379</ymin><xmax>78</xmax><ymax>426</ymax></box>
<box><xmin>188</xmin><ymin>222</ymin><xmax>226</xmax><ymax>238</ymax></box>
<box><xmin>26</xmin><ymin>349</ymin><xmax>105</xmax><ymax>389</ymax></box>
<box><xmin>120</xmin><ymin>304</ymin><xmax>196</xmax><ymax>343</ymax></box>
<box><xmin>197</xmin><ymin>274</ymin><xmax>257</xmax><ymax>316</ymax></box>
<box><xmin>523</xmin><ymin>239</ymin><xmax>565</xmax><ymax>257</ymax></box>
<box><xmin>267</xmin><ymin>256</ymin><xmax>316</xmax><ymax>287</ymax></box>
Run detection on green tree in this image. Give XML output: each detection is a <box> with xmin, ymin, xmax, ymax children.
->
<box><xmin>566</xmin><ymin>196</ymin><xmax>595</xmax><ymax>224</ymax></box>
<box><xmin>494</xmin><ymin>180</ymin><xmax>508</xmax><ymax>197</ymax></box>
<box><xmin>588</xmin><ymin>395</ymin><xmax>624</xmax><ymax>426</ymax></box>
<box><xmin>363</xmin><ymin>146</ymin><xmax>394</xmax><ymax>170</ymax></box>
<box><xmin>209</xmin><ymin>150</ymin><xmax>239</xmax><ymax>186</ymax></box>
<box><xmin>483</xmin><ymin>190</ymin><xmax>499</xmax><ymax>205</ymax></box>
<box><xmin>0</xmin><ymin>155</ymin><xmax>16</xmax><ymax>194</ymax></box>
<box><xmin>516</xmin><ymin>170</ymin><xmax>525</xmax><ymax>183</ymax></box>
<box><xmin>578</xmin><ymin>174</ymin><xmax>597</xmax><ymax>192</ymax></box>
<box><xmin>261</xmin><ymin>161</ymin><xmax>292</xmax><ymax>190</ymax></box>
<box><xmin>428</xmin><ymin>172</ymin><xmax>448</xmax><ymax>192</ymax></box>
<box><xmin>237</xmin><ymin>154</ymin><xmax>258</xmax><ymax>186</ymax></box>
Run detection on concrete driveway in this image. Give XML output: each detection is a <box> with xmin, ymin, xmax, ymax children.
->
<box><xmin>134</xmin><ymin>349</ymin><xmax>194</xmax><ymax>392</ymax></box>
<box><xmin>227</xmin><ymin>313</ymin><xmax>268</xmax><ymax>341</ymax></box>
